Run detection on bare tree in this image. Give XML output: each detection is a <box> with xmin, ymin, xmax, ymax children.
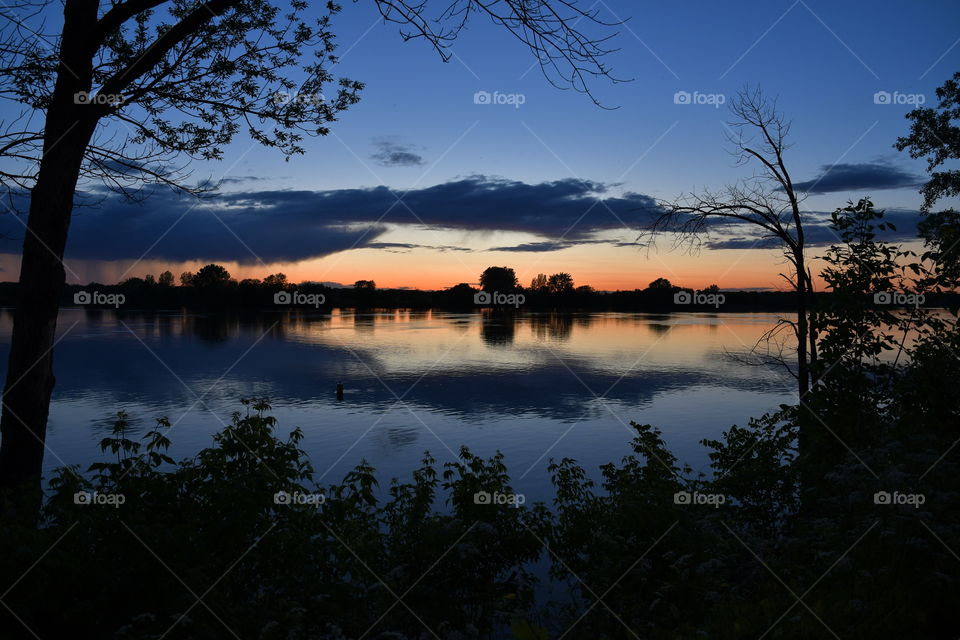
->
<box><xmin>0</xmin><ymin>0</ymin><xmax>622</xmax><ymax>507</ymax></box>
<box><xmin>645</xmin><ymin>88</ymin><xmax>817</xmax><ymax>397</ymax></box>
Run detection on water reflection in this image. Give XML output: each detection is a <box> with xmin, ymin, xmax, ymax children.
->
<box><xmin>0</xmin><ymin>309</ymin><xmax>797</xmax><ymax>422</ymax></box>
<box><xmin>0</xmin><ymin>308</ymin><xmax>800</xmax><ymax>483</ymax></box>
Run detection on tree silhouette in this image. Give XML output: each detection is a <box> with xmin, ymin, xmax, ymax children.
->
<box><xmin>646</xmin><ymin>277</ymin><xmax>673</xmax><ymax>290</ymax></box>
<box><xmin>480</xmin><ymin>266</ymin><xmax>519</xmax><ymax>292</ymax></box>
<box><xmin>530</xmin><ymin>273</ymin><xmax>549</xmax><ymax>292</ymax></box>
<box><xmin>547</xmin><ymin>272</ymin><xmax>574</xmax><ymax>293</ymax></box>
<box><xmin>193</xmin><ymin>263</ymin><xmax>232</xmax><ymax>288</ymax></box>
<box><xmin>646</xmin><ymin>88</ymin><xmax>817</xmax><ymax>397</ymax></box>
<box><xmin>895</xmin><ymin>71</ymin><xmax>960</xmax><ymax>211</ymax></box>
<box><xmin>158</xmin><ymin>270</ymin><xmax>175</xmax><ymax>287</ymax></box>
<box><xmin>263</xmin><ymin>273</ymin><xmax>288</xmax><ymax>288</ymax></box>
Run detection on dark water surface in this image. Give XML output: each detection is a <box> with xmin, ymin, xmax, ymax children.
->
<box><xmin>0</xmin><ymin>308</ymin><xmax>796</xmax><ymax>502</ymax></box>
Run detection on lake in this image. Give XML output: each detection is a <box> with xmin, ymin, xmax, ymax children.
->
<box><xmin>0</xmin><ymin>308</ymin><xmax>797</xmax><ymax>502</ymax></box>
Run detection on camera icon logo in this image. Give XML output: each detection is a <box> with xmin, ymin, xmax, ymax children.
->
<box><xmin>474</xmin><ymin>291</ymin><xmax>492</xmax><ymax>304</ymax></box>
<box><xmin>273</xmin><ymin>491</ymin><xmax>292</xmax><ymax>505</ymax></box>
<box><xmin>273</xmin><ymin>291</ymin><xmax>291</xmax><ymax>304</ymax></box>
<box><xmin>673</xmin><ymin>491</ymin><xmax>692</xmax><ymax>505</ymax></box>
<box><xmin>873</xmin><ymin>91</ymin><xmax>891</xmax><ymax>105</ymax></box>
<box><xmin>74</xmin><ymin>491</ymin><xmax>92</xmax><ymax>505</ymax></box>
<box><xmin>74</xmin><ymin>291</ymin><xmax>91</xmax><ymax>305</ymax></box>
<box><xmin>473</xmin><ymin>490</ymin><xmax>492</xmax><ymax>505</ymax></box>
<box><xmin>673</xmin><ymin>291</ymin><xmax>691</xmax><ymax>305</ymax></box>
<box><xmin>673</xmin><ymin>90</ymin><xmax>692</xmax><ymax>105</ymax></box>
<box><xmin>873</xmin><ymin>491</ymin><xmax>891</xmax><ymax>505</ymax></box>
<box><xmin>873</xmin><ymin>291</ymin><xmax>891</xmax><ymax>304</ymax></box>
<box><xmin>473</xmin><ymin>91</ymin><xmax>492</xmax><ymax>105</ymax></box>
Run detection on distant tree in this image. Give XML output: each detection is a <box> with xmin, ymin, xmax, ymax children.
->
<box><xmin>239</xmin><ymin>278</ymin><xmax>263</xmax><ymax>287</ymax></box>
<box><xmin>530</xmin><ymin>274</ymin><xmax>549</xmax><ymax>292</ymax></box>
<box><xmin>354</xmin><ymin>280</ymin><xmax>376</xmax><ymax>290</ymax></box>
<box><xmin>480</xmin><ymin>267</ymin><xmax>519</xmax><ymax>292</ymax></box>
<box><xmin>193</xmin><ymin>264</ymin><xmax>232</xmax><ymax>288</ymax></box>
<box><xmin>144</xmin><ymin>274</ymin><xmax>156</xmax><ymax>286</ymax></box>
<box><xmin>575</xmin><ymin>285</ymin><xmax>595</xmax><ymax>294</ymax></box>
<box><xmin>704</xmin><ymin>284</ymin><xmax>720</xmax><ymax>293</ymax></box>
<box><xmin>646</xmin><ymin>277</ymin><xmax>674</xmax><ymax>290</ymax></box>
<box><xmin>179</xmin><ymin>271</ymin><xmax>195</xmax><ymax>287</ymax></box>
<box><xmin>895</xmin><ymin>71</ymin><xmax>960</xmax><ymax>211</ymax></box>
<box><xmin>158</xmin><ymin>271</ymin><xmax>175</xmax><ymax>287</ymax></box>
<box><xmin>447</xmin><ymin>283</ymin><xmax>476</xmax><ymax>294</ymax></box>
<box><xmin>547</xmin><ymin>272</ymin><xmax>574</xmax><ymax>293</ymax></box>
<box><xmin>263</xmin><ymin>273</ymin><xmax>288</xmax><ymax>288</ymax></box>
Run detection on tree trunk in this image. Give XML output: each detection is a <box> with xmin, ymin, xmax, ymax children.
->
<box><xmin>0</xmin><ymin>0</ymin><xmax>98</xmax><ymax>514</ymax></box>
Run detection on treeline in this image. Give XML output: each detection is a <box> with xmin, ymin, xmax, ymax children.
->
<box><xmin>0</xmin><ymin>265</ymin><xmax>955</xmax><ymax>311</ymax></box>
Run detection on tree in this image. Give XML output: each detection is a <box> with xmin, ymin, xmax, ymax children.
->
<box><xmin>646</xmin><ymin>277</ymin><xmax>673</xmax><ymax>290</ymax></box>
<box><xmin>547</xmin><ymin>272</ymin><xmax>574</xmax><ymax>293</ymax></box>
<box><xmin>895</xmin><ymin>71</ymin><xmax>960</xmax><ymax>211</ymax></box>
<box><xmin>179</xmin><ymin>271</ymin><xmax>196</xmax><ymax>287</ymax></box>
<box><xmin>263</xmin><ymin>273</ymin><xmax>287</xmax><ymax>288</ymax></box>
<box><xmin>354</xmin><ymin>279</ymin><xmax>376</xmax><ymax>290</ymax></box>
<box><xmin>646</xmin><ymin>88</ymin><xmax>817</xmax><ymax>398</ymax></box>
<box><xmin>0</xmin><ymin>0</ymin><xmax>620</xmax><ymax>502</ymax></box>
<box><xmin>192</xmin><ymin>263</ymin><xmax>232</xmax><ymax>288</ymax></box>
<box><xmin>530</xmin><ymin>273</ymin><xmax>549</xmax><ymax>292</ymax></box>
<box><xmin>158</xmin><ymin>270</ymin><xmax>175</xmax><ymax>287</ymax></box>
<box><xmin>144</xmin><ymin>274</ymin><xmax>155</xmax><ymax>286</ymax></box>
<box><xmin>479</xmin><ymin>266</ymin><xmax>519</xmax><ymax>292</ymax></box>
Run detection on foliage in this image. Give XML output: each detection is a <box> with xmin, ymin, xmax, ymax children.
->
<box><xmin>895</xmin><ymin>71</ymin><xmax>960</xmax><ymax>211</ymax></box>
<box><xmin>480</xmin><ymin>266</ymin><xmax>520</xmax><ymax>293</ymax></box>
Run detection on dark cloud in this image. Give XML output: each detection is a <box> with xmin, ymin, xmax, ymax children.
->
<box><xmin>370</xmin><ymin>138</ymin><xmax>425</xmax><ymax>167</ymax></box>
<box><xmin>0</xmin><ymin>175</ymin><xmax>662</xmax><ymax>263</ymax></box>
<box><xmin>704</xmin><ymin>209</ymin><xmax>924</xmax><ymax>250</ymax></box>
<box><xmin>488</xmin><ymin>239</ymin><xmax>617</xmax><ymax>252</ymax></box>
<box><xmin>364</xmin><ymin>242</ymin><xmax>473</xmax><ymax>253</ymax></box>
<box><xmin>489</xmin><ymin>241</ymin><xmax>575</xmax><ymax>252</ymax></box>
<box><xmin>217</xmin><ymin>175</ymin><xmax>272</xmax><ymax>185</ymax></box>
<box><xmin>791</xmin><ymin>162</ymin><xmax>923</xmax><ymax>194</ymax></box>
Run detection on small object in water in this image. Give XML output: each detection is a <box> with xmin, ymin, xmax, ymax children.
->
<box><xmin>336</xmin><ymin>381</ymin><xmax>344</xmax><ymax>400</ymax></box>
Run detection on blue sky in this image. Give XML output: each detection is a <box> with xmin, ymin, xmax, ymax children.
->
<box><xmin>1</xmin><ymin>0</ymin><xmax>958</xmax><ymax>289</ymax></box>
<box><xmin>212</xmin><ymin>0</ymin><xmax>956</xmax><ymax>207</ymax></box>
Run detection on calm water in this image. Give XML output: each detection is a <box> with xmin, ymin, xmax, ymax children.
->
<box><xmin>0</xmin><ymin>309</ymin><xmax>796</xmax><ymax>502</ymax></box>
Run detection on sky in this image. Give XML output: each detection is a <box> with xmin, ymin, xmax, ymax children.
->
<box><xmin>1</xmin><ymin>0</ymin><xmax>959</xmax><ymax>291</ymax></box>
